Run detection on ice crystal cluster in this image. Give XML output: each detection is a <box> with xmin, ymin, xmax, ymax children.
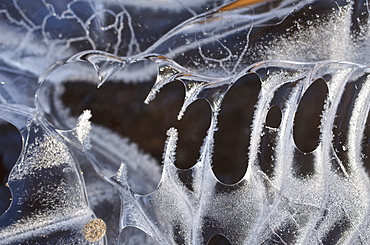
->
<box><xmin>0</xmin><ymin>0</ymin><xmax>369</xmax><ymax>244</ymax></box>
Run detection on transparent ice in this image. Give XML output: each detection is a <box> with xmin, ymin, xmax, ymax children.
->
<box><xmin>0</xmin><ymin>0</ymin><xmax>369</xmax><ymax>244</ymax></box>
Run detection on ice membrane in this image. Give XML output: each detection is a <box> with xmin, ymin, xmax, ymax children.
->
<box><xmin>0</xmin><ymin>0</ymin><xmax>369</xmax><ymax>244</ymax></box>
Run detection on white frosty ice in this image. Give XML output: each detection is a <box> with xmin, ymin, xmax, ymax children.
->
<box><xmin>0</xmin><ymin>0</ymin><xmax>369</xmax><ymax>244</ymax></box>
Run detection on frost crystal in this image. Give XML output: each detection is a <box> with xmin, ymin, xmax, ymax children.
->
<box><xmin>76</xmin><ymin>110</ymin><xmax>92</xmax><ymax>149</ymax></box>
<box><xmin>0</xmin><ymin>0</ymin><xmax>369</xmax><ymax>244</ymax></box>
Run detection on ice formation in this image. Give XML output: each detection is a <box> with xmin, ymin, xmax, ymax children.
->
<box><xmin>0</xmin><ymin>0</ymin><xmax>369</xmax><ymax>244</ymax></box>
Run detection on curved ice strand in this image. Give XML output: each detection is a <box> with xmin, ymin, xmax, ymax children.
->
<box><xmin>325</xmin><ymin>65</ymin><xmax>370</xmax><ymax>244</ymax></box>
<box><xmin>143</xmin><ymin>0</ymin><xmax>308</xmax><ymax>60</ymax></box>
<box><xmin>344</xmin><ymin>71</ymin><xmax>370</xmax><ymax>244</ymax></box>
<box><xmin>143</xmin><ymin>55</ymin><xmax>189</xmax><ymax>105</ymax></box>
<box><xmin>37</xmin><ymin>50</ymin><xmax>128</xmax><ymax>87</ymax></box>
<box><xmin>39</xmin><ymin>0</ymin><xmax>310</xmax><ymax>96</ymax></box>
<box><xmin>35</xmin><ymin>50</ymin><xmax>128</xmax><ymax>126</ymax></box>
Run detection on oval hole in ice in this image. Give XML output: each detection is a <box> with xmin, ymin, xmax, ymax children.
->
<box><xmin>0</xmin><ymin>119</ymin><xmax>22</xmax><ymax>216</ymax></box>
<box><xmin>207</xmin><ymin>234</ymin><xmax>231</xmax><ymax>245</ymax></box>
<box><xmin>266</xmin><ymin>105</ymin><xmax>282</xmax><ymax>128</ymax></box>
<box><xmin>175</xmin><ymin>99</ymin><xmax>211</xmax><ymax>169</ymax></box>
<box><xmin>293</xmin><ymin>78</ymin><xmax>328</xmax><ymax>153</ymax></box>
<box><xmin>213</xmin><ymin>73</ymin><xmax>261</xmax><ymax>184</ymax></box>
<box><xmin>258</xmin><ymin>105</ymin><xmax>282</xmax><ymax>178</ymax></box>
<box><xmin>321</xmin><ymin>216</ymin><xmax>350</xmax><ymax>245</ymax></box>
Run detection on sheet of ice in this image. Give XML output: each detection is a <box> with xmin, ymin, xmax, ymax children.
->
<box><xmin>0</xmin><ymin>105</ymin><xmax>104</xmax><ymax>244</ymax></box>
<box><xmin>0</xmin><ymin>0</ymin><xmax>369</xmax><ymax>244</ymax></box>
